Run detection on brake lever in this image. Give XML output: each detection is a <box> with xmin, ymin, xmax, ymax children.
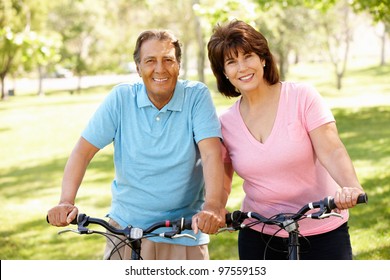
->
<box><xmin>171</xmin><ymin>233</ymin><xmax>197</xmax><ymax>240</ymax></box>
<box><xmin>58</xmin><ymin>228</ymin><xmax>82</xmax><ymax>235</ymax></box>
<box><xmin>216</xmin><ymin>227</ymin><xmax>236</xmax><ymax>234</ymax></box>
<box><xmin>159</xmin><ymin>231</ymin><xmax>197</xmax><ymax>240</ymax></box>
<box><xmin>307</xmin><ymin>211</ymin><xmax>343</xmax><ymax>219</ymax></box>
<box><xmin>319</xmin><ymin>212</ymin><xmax>343</xmax><ymax>219</ymax></box>
<box><xmin>58</xmin><ymin>223</ymin><xmax>95</xmax><ymax>235</ymax></box>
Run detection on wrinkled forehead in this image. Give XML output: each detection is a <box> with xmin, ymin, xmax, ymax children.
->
<box><xmin>140</xmin><ymin>39</ymin><xmax>176</xmax><ymax>57</ymax></box>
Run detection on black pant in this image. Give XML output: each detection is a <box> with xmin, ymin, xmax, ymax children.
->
<box><xmin>238</xmin><ymin>222</ymin><xmax>353</xmax><ymax>260</ymax></box>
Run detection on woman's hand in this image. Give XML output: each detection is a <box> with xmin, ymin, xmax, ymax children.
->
<box><xmin>334</xmin><ymin>187</ymin><xmax>365</xmax><ymax>210</ymax></box>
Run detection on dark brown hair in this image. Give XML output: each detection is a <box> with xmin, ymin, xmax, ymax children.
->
<box><xmin>207</xmin><ymin>20</ymin><xmax>280</xmax><ymax>97</ymax></box>
<box><xmin>133</xmin><ymin>30</ymin><xmax>182</xmax><ymax>64</ymax></box>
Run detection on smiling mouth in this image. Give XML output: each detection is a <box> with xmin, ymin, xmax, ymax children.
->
<box><xmin>153</xmin><ymin>78</ymin><xmax>168</xmax><ymax>82</ymax></box>
<box><xmin>239</xmin><ymin>74</ymin><xmax>254</xmax><ymax>81</ymax></box>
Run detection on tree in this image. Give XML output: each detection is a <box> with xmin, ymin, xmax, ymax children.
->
<box><xmin>319</xmin><ymin>0</ymin><xmax>356</xmax><ymax>90</ymax></box>
<box><xmin>350</xmin><ymin>0</ymin><xmax>390</xmax><ymax>23</ymax></box>
<box><xmin>194</xmin><ymin>0</ymin><xmax>259</xmax><ymax>83</ymax></box>
<box><xmin>1</xmin><ymin>0</ymin><xmax>61</xmax><ymax>99</ymax></box>
<box><xmin>0</xmin><ymin>0</ymin><xmax>26</xmax><ymax>99</ymax></box>
<box><xmin>350</xmin><ymin>0</ymin><xmax>390</xmax><ymax>65</ymax></box>
<box><xmin>0</xmin><ymin>27</ymin><xmax>23</xmax><ymax>99</ymax></box>
<box><xmin>48</xmin><ymin>0</ymin><xmax>108</xmax><ymax>93</ymax></box>
<box><xmin>20</xmin><ymin>32</ymin><xmax>61</xmax><ymax>95</ymax></box>
<box><xmin>253</xmin><ymin>5</ymin><xmax>317</xmax><ymax>81</ymax></box>
<box><xmin>254</xmin><ymin>0</ymin><xmax>362</xmax><ymax>90</ymax></box>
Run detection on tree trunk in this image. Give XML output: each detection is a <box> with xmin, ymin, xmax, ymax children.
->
<box><xmin>278</xmin><ymin>52</ymin><xmax>287</xmax><ymax>82</ymax></box>
<box><xmin>181</xmin><ymin>41</ymin><xmax>188</xmax><ymax>80</ymax></box>
<box><xmin>77</xmin><ymin>75</ymin><xmax>82</xmax><ymax>94</ymax></box>
<box><xmin>1</xmin><ymin>75</ymin><xmax>6</xmax><ymax>100</ymax></box>
<box><xmin>380</xmin><ymin>23</ymin><xmax>387</xmax><ymax>66</ymax></box>
<box><xmin>192</xmin><ymin>0</ymin><xmax>204</xmax><ymax>83</ymax></box>
<box><xmin>336</xmin><ymin>72</ymin><xmax>342</xmax><ymax>90</ymax></box>
<box><xmin>37</xmin><ymin>65</ymin><xmax>44</xmax><ymax>96</ymax></box>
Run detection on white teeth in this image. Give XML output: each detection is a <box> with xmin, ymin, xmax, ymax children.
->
<box><xmin>239</xmin><ymin>74</ymin><xmax>253</xmax><ymax>81</ymax></box>
<box><xmin>154</xmin><ymin>78</ymin><xmax>168</xmax><ymax>82</ymax></box>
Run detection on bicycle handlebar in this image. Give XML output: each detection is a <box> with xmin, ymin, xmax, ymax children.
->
<box><xmin>225</xmin><ymin>193</ymin><xmax>368</xmax><ymax>229</ymax></box>
<box><xmin>327</xmin><ymin>193</ymin><xmax>367</xmax><ymax>209</ymax></box>
<box><xmin>47</xmin><ymin>213</ymin><xmax>193</xmax><ymax>240</ymax></box>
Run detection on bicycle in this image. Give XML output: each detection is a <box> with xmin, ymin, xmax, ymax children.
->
<box><xmin>219</xmin><ymin>193</ymin><xmax>368</xmax><ymax>260</ymax></box>
<box><xmin>47</xmin><ymin>213</ymin><xmax>194</xmax><ymax>260</ymax></box>
<box><xmin>47</xmin><ymin>194</ymin><xmax>367</xmax><ymax>260</ymax></box>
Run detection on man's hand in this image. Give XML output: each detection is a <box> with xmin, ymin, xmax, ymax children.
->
<box><xmin>192</xmin><ymin>204</ymin><xmax>225</xmax><ymax>234</ymax></box>
<box><xmin>47</xmin><ymin>203</ymin><xmax>78</xmax><ymax>226</ymax></box>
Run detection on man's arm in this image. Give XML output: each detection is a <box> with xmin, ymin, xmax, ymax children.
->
<box><xmin>192</xmin><ymin>137</ymin><xmax>228</xmax><ymax>234</ymax></box>
<box><xmin>47</xmin><ymin>137</ymin><xmax>100</xmax><ymax>226</ymax></box>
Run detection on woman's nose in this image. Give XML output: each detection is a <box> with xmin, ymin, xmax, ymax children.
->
<box><xmin>237</xmin><ymin>60</ymin><xmax>248</xmax><ymax>71</ymax></box>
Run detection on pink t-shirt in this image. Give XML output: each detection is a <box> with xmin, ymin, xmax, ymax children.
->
<box><xmin>220</xmin><ymin>81</ymin><xmax>348</xmax><ymax>237</ymax></box>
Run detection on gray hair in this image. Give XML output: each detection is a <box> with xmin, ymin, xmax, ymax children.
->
<box><xmin>133</xmin><ymin>30</ymin><xmax>182</xmax><ymax>64</ymax></box>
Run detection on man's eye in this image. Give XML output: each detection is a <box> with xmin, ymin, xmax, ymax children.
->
<box><xmin>144</xmin><ymin>58</ymin><xmax>155</xmax><ymax>63</ymax></box>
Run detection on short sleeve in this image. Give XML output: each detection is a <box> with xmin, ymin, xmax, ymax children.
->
<box><xmin>301</xmin><ymin>84</ymin><xmax>335</xmax><ymax>132</ymax></box>
<box><xmin>81</xmin><ymin>89</ymin><xmax>120</xmax><ymax>149</ymax></box>
<box><xmin>191</xmin><ymin>83</ymin><xmax>222</xmax><ymax>143</ymax></box>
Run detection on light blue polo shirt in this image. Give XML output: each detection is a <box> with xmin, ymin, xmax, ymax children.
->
<box><xmin>81</xmin><ymin>79</ymin><xmax>222</xmax><ymax>246</ymax></box>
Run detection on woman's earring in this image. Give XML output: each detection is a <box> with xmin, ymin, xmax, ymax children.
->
<box><xmin>263</xmin><ymin>64</ymin><xmax>266</xmax><ymax>68</ymax></box>
<box><xmin>226</xmin><ymin>76</ymin><xmax>229</xmax><ymax>79</ymax></box>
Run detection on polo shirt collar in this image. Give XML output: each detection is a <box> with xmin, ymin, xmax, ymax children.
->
<box><xmin>137</xmin><ymin>80</ymin><xmax>184</xmax><ymax>112</ymax></box>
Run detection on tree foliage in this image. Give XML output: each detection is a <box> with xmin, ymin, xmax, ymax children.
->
<box><xmin>0</xmin><ymin>0</ymin><xmax>61</xmax><ymax>98</ymax></box>
<box><xmin>0</xmin><ymin>0</ymin><xmax>386</xmax><ymax>99</ymax></box>
<box><xmin>350</xmin><ymin>0</ymin><xmax>389</xmax><ymax>66</ymax></box>
<box><xmin>350</xmin><ymin>0</ymin><xmax>390</xmax><ymax>24</ymax></box>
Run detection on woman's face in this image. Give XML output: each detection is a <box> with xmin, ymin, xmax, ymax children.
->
<box><xmin>224</xmin><ymin>50</ymin><xmax>265</xmax><ymax>94</ymax></box>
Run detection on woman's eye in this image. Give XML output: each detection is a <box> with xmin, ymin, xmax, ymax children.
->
<box><xmin>225</xmin><ymin>60</ymin><xmax>235</xmax><ymax>65</ymax></box>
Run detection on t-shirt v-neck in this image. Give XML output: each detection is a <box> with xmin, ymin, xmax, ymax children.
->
<box><xmin>235</xmin><ymin>83</ymin><xmax>284</xmax><ymax>148</ymax></box>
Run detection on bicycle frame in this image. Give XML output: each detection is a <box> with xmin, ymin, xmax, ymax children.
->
<box><xmin>131</xmin><ymin>239</ymin><xmax>142</xmax><ymax>260</ymax></box>
<box><xmin>289</xmin><ymin>231</ymin><xmax>300</xmax><ymax>260</ymax></box>
<box><xmin>285</xmin><ymin>219</ymin><xmax>300</xmax><ymax>260</ymax></box>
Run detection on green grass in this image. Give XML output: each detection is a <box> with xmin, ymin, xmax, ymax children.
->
<box><xmin>0</xmin><ymin>62</ymin><xmax>389</xmax><ymax>260</ymax></box>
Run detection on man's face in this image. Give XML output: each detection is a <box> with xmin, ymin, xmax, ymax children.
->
<box><xmin>137</xmin><ymin>39</ymin><xmax>180</xmax><ymax>100</ymax></box>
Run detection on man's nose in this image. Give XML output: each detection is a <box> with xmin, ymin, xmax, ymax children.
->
<box><xmin>154</xmin><ymin>60</ymin><xmax>165</xmax><ymax>72</ymax></box>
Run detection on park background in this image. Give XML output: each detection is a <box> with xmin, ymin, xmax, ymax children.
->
<box><xmin>0</xmin><ymin>0</ymin><xmax>389</xmax><ymax>260</ymax></box>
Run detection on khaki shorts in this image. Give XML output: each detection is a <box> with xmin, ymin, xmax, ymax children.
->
<box><xmin>103</xmin><ymin>219</ymin><xmax>209</xmax><ymax>260</ymax></box>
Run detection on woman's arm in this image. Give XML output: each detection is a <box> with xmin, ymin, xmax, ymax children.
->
<box><xmin>309</xmin><ymin>122</ymin><xmax>365</xmax><ymax>209</ymax></box>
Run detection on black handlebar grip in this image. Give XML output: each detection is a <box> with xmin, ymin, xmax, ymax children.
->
<box><xmin>70</xmin><ymin>216</ymin><xmax>78</xmax><ymax>225</ymax></box>
<box><xmin>183</xmin><ymin>219</ymin><xmax>193</xmax><ymax>230</ymax></box>
<box><xmin>225</xmin><ymin>213</ymin><xmax>233</xmax><ymax>224</ymax></box>
<box><xmin>357</xmin><ymin>193</ymin><xmax>368</xmax><ymax>204</ymax></box>
<box><xmin>225</xmin><ymin>210</ymin><xmax>244</xmax><ymax>225</ymax></box>
<box><xmin>329</xmin><ymin>193</ymin><xmax>368</xmax><ymax>209</ymax></box>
